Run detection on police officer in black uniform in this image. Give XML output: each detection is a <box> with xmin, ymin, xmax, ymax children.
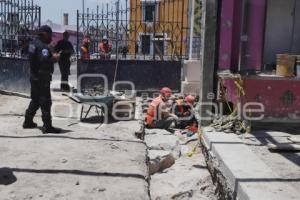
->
<box><xmin>54</xmin><ymin>31</ymin><xmax>74</xmax><ymax>91</ymax></box>
<box><xmin>23</xmin><ymin>25</ymin><xmax>61</xmax><ymax>134</ymax></box>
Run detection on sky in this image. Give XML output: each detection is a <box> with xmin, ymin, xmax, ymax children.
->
<box><xmin>35</xmin><ymin>0</ymin><xmax>115</xmax><ymax>25</ymax></box>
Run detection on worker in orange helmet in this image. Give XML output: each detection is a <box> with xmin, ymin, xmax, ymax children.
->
<box><xmin>185</xmin><ymin>95</ymin><xmax>196</xmax><ymax>106</ymax></box>
<box><xmin>145</xmin><ymin>87</ymin><xmax>178</xmax><ymax>130</ymax></box>
<box><xmin>185</xmin><ymin>95</ymin><xmax>198</xmax><ymax>133</ymax></box>
<box><xmin>99</xmin><ymin>35</ymin><xmax>112</xmax><ymax>60</ymax></box>
<box><xmin>80</xmin><ymin>36</ymin><xmax>90</xmax><ymax>60</ymax></box>
<box><xmin>174</xmin><ymin>95</ymin><xmax>198</xmax><ymax>129</ymax></box>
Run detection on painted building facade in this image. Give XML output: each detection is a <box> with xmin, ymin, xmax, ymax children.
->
<box><xmin>129</xmin><ymin>0</ymin><xmax>190</xmax><ymax>59</ymax></box>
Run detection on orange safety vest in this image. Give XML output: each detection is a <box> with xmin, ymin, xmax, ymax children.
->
<box><xmin>81</xmin><ymin>46</ymin><xmax>90</xmax><ymax>60</ymax></box>
<box><xmin>145</xmin><ymin>96</ymin><xmax>163</xmax><ymax>126</ymax></box>
<box><xmin>176</xmin><ymin>99</ymin><xmax>184</xmax><ymax>114</ymax></box>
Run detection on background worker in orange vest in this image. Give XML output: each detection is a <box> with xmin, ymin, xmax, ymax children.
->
<box><xmin>145</xmin><ymin>87</ymin><xmax>178</xmax><ymax>130</ymax></box>
<box><xmin>80</xmin><ymin>36</ymin><xmax>90</xmax><ymax>60</ymax></box>
<box><xmin>174</xmin><ymin>95</ymin><xmax>198</xmax><ymax>129</ymax></box>
<box><xmin>99</xmin><ymin>36</ymin><xmax>112</xmax><ymax>60</ymax></box>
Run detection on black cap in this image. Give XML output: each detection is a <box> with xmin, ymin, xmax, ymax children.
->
<box><xmin>63</xmin><ymin>31</ymin><xmax>69</xmax><ymax>36</ymax></box>
<box><xmin>39</xmin><ymin>25</ymin><xmax>52</xmax><ymax>34</ymax></box>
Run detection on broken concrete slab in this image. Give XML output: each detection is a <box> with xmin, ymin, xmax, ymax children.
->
<box><xmin>150</xmin><ymin>154</ymin><xmax>216</xmax><ymax>200</ymax></box>
<box><xmin>148</xmin><ymin>150</ymin><xmax>176</xmax><ymax>175</ymax></box>
<box><xmin>145</xmin><ymin>129</ymin><xmax>181</xmax><ymax>159</ymax></box>
<box><xmin>201</xmin><ymin>130</ymin><xmax>299</xmax><ymax>200</ymax></box>
<box><xmin>145</xmin><ymin>129</ymin><xmax>181</xmax><ymax>175</ymax></box>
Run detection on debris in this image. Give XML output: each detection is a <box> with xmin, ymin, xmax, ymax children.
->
<box><xmin>93</xmin><ymin>187</ymin><xmax>106</xmax><ymax>192</ymax></box>
<box><xmin>145</xmin><ymin>129</ymin><xmax>181</xmax><ymax>159</ymax></box>
<box><xmin>148</xmin><ymin>150</ymin><xmax>176</xmax><ymax>175</ymax></box>
<box><xmin>210</xmin><ymin>115</ymin><xmax>250</xmax><ymax>134</ymax></box>
<box><xmin>75</xmin><ymin>181</ymin><xmax>80</xmax><ymax>186</ymax></box>
<box><xmin>268</xmin><ymin>143</ymin><xmax>300</xmax><ymax>152</ymax></box>
<box><xmin>150</xmin><ymin>154</ymin><xmax>216</xmax><ymax>200</ymax></box>
<box><xmin>83</xmin><ymin>84</ymin><xmax>104</xmax><ymax>96</ymax></box>
<box><xmin>109</xmin><ymin>143</ymin><xmax>119</xmax><ymax>150</ymax></box>
<box><xmin>186</xmin><ymin>131</ymin><xmax>195</xmax><ymax>138</ymax></box>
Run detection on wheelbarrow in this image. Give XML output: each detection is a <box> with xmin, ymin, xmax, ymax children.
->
<box><xmin>72</xmin><ymin>93</ymin><xmax>115</xmax><ymax>122</ymax></box>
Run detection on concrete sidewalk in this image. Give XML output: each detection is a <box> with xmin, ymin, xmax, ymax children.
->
<box><xmin>201</xmin><ymin>128</ymin><xmax>299</xmax><ymax>200</ymax></box>
<box><xmin>0</xmin><ymin>94</ymin><xmax>149</xmax><ymax>200</ymax></box>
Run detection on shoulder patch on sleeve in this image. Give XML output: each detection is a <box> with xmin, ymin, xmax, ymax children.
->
<box><xmin>42</xmin><ymin>49</ymin><xmax>49</xmax><ymax>57</ymax></box>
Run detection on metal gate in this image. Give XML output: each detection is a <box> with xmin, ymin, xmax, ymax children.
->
<box><xmin>76</xmin><ymin>0</ymin><xmax>190</xmax><ymax>61</ymax></box>
<box><xmin>0</xmin><ymin>0</ymin><xmax>40</xmax><ymax>93</ymax></box>
<box><xmin>76</xmin><ymin>0</ymin><xmax>190</xmax><ymax>92</ymax></box>
<box><xmin>0</xmin><ymin>0</ymin><xmax>41</xmax><ymax>58</ymax></box>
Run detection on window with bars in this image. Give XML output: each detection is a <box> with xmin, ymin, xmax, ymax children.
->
<box><xmin>142</xmin><ymin>2</ymin><xmax>159</xmax><ymax>22</ymax></box>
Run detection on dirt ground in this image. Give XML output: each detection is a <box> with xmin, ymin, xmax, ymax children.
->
<box><xmin>0</xmin><ymin>94</ymin><xmax>150</xmax><ymax>200</ymax></box>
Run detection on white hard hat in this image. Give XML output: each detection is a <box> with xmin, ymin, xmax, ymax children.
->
<box><xmin>103</xmin><ymin>35</ymin><xmax>108</xmax><ymax>40</ymax></box>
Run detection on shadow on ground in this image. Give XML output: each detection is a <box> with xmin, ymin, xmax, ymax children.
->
<box><xmin>0</xmin><ymin>168</ymin><xmax>17</xmax><ymax>185</ymax></box>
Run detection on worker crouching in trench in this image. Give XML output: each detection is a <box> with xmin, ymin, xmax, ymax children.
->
<box><xmin>145</xmin><ymin>88</ymin><xmax>199</xmax><ymax>134</ymax></box>
<box><xmin>173</xmin><ymin>95</ymin><xmax>198</xmax><ymax>132</ymax></box>
<box><xmin>145</xmin><ymin>87</ymin><xmax>179</xmax><ymax>130</ymax></box>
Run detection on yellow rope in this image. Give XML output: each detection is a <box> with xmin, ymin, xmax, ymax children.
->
<box><xmin>214</xmin><ymin>77</ymin><xmax>252</xmax><ymax>134</ymax></box>
<box><xmin>186</xmin><ymin>129</ymin><xmax>203</xmax><ymax>157</ymax></box>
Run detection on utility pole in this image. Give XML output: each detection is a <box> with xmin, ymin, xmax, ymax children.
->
<box><xmin>189</xmin><ymin>0</ymin><xmax>195</xmax><ymax>60</ymax></box>
<box><xmin>199</xmin><ymin>0</ymin><xmax>219</xmax><ymax>126</ymax></box>
<box><xmin>113</xmin><ymin>0</ymin><xmax>120</xmax><ymax>84</ymax></box>
<box><xmin>82</xmin><ymin>0</ymin><xmax>85</xmax><ymax>26</ymax></box>
<box><xmin>116</xmin><ymin>0</ymin><xmax>120</xmax><ymax>60</ymax></box>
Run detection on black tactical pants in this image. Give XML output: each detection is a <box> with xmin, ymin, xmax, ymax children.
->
<box><xmin>58</xmin><ymin>60</ymin><xmax>71</xmax><ymax>90</ymax></box>
<box><xmin>25</xmin><ymin>79</ymin><xmax>52</xmax><ymax>125</ymax></box>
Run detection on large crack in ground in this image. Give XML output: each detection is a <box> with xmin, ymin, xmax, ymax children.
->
<box><xmin>137</xmin><ymin>98</ymin><xmax>217</xmax><ymax>200</ymax></box>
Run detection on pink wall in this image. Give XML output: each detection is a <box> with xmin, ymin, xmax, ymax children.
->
<box><xmin>223</xmin><ymin>77</ymin><xmax>300</xmax><ymax>119</ymax></box>
<box><xmin>218</xmin><ymin>0</ymin><xmax>266</xmax><ymax>71</ymax></box>
<box><xmin>218</xmin><ymin>0</ymin><xmax>235</xmax><ymax>70</ymax></box>
<box><xmin>242</xmin><ymin>0</ymin><xmax>266</xmax><ymax>71</ymax></box>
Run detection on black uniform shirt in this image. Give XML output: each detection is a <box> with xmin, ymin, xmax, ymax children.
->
<box><xmin>54</xmin><ymin>39</ymin><xmax>74</xmax><ymax>62</ymax></box>
<box><xmin>28</xmin><ymin>39</ymin><xmax>54</xmax><ymax>81</ymax></box>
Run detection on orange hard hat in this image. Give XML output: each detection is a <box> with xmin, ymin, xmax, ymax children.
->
<box><xmin>185</xmin><ymin>95</ymin><xmax>196</xmax><ymax>104</ymax></box>
<box><xmin>160</xmin><ymin>87</ymin><xmax>172</xmax><ymax>95</ymax></box>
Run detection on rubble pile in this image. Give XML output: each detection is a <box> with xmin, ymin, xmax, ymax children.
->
<box><xmin>210</xmin><ymin>115</ymin><xmax>250</xmax><ymax>134</ymax></box>
<box><xmin>82</xmin><ymin>84</ymin><xmax>105</xmax><ymax>96</ymax></box>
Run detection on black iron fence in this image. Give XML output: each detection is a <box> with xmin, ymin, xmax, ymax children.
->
<box><xmin>77</xmin><ymin>0</ymin><xmax>193</xmax><ymax>61</ymax></box>
<box><xmin>0</xmin><ymin>0</ymin><xmax>41</xmax><ymax>58</ymax></box>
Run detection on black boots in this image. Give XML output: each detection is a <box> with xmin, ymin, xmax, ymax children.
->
<box><xmin>42</xmin><ymin>121</ymin><xmax>61</xmax><ymax>134</ymax></box>
<box><xmin>23</xmin><ymin>117</ymin><xmax>61</xmax><ymax>134</ymax></box>
<box><xmin>23</xmin><ymin>117</ymin><xmax>38</xmax><ymax>129</ymax></box>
